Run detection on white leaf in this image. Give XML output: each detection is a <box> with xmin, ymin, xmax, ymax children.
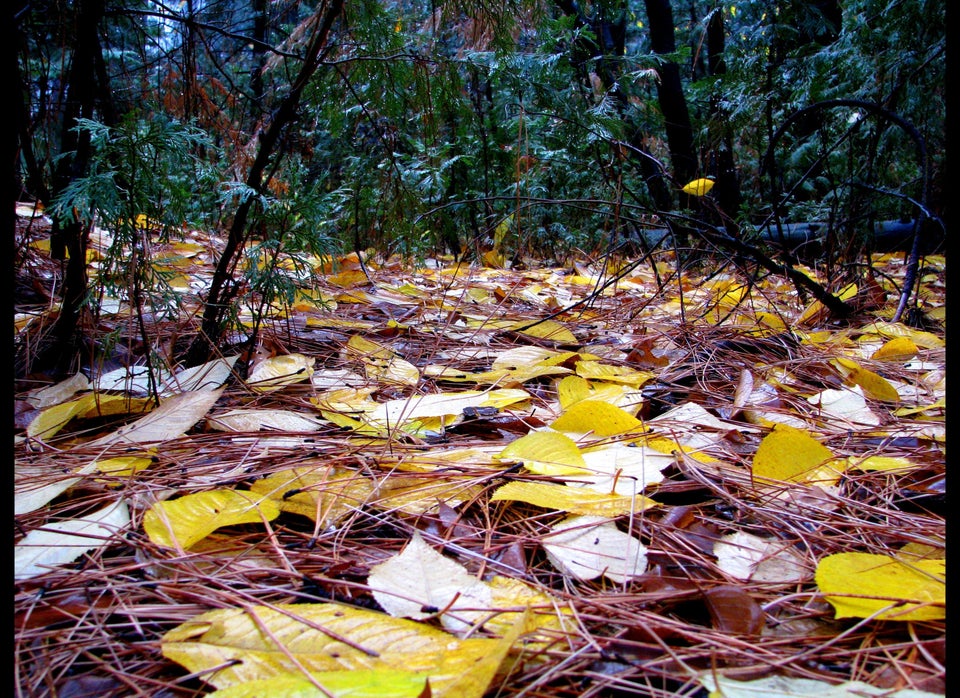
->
<box><xmin>160</xmin><ymin>355</ymin><xmax>240</xmax><ymax>395</ymax></box>
<box><xmin>207</xmin><ymin>409</ymin><xmax>325</xmax><ymax>433</ymax></box>
<box><xmin>15</xmin><ymin>501</ymin><xmax>130</xmax><ymax>580</ymax></box>
<box><xmin>368</xmin><ymin>531</ymin><xmax>493</xmax><ymax>634</ymax></box>
<box><xmin>93</xmin><ymin>364</ymin><xmax>173</xmax><ymax>395</ymax></box>
<box><xmin>807</xmin><ymin>385</ymin><xmax>880</xmax><ymax>427</ymax></box>
<box><xmin>543</xmin><ymin>515</ymin><xmax>647</xmax><ymax>583</ymax></box>
<box><xmin>713</xmin><ymin>531</ymin><xmax>808</xmax><ymax>583</ymax></box>
<box><xmin>25</xmin><ymin>372</ymin><xmax>90</xmax><ymax>409</ymax></box>
<box><xmin>571</xmin><ymin>443</ymin><xmax>674</xmax><ymax>495</ymax></box>
<box><xmin>90</xmin><ymin>388</ymin><xmax>224</xmax><ymax>447</ymax></box>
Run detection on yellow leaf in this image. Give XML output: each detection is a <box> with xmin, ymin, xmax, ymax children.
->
<box><xmin>491</xmin><ymin>481</ymin><xmax>659</xmax><ymax>516</ymax></box>
<box><xmin>93</xmin><ymin>452</ymin><xmax>156</xmax><ymax>480</ymax></box>
<box><xmin>249</xmin><ymin>467</ymin><xmax>376</xmax><ymax>527</ymax></box>
<box><xmin>143</xmin><ymin>489</ymin><xmax>280</xmax><ymax>550</ymax></box>
<box><xmin>204</xmin><ymin>670</ymin><xmax>428</xmax><ymax>698</ymax></box>
<box><xmin>815</xmin><ymin>552</ymin><xmax>945</xmax><ymax>621</ymax></box>
<box><xmin>832</xmin><ymin>358</ymin><xmax>900</xmax><ymax>402</ymax></box>
<box><xmin>797</xmin><ymin>283</ymin><xmax>857</xmax><ymax>325</ymax></box>
<box><xmin>162</xmin><ymin>603</ymin><xmax>519</xmax><ymax>697</ymax></box>
<box><xmin>247</xmin><ymin>353</ymin><xmax>315</xmax><ymax>393</ymax></box>
<box><xmin>508</xmin><ymin>319</ymin><xmax>578</xmax><ymax>344</ymax></box>
<box><xmin>871</xmin><ymin>336</ymin><xmax>919</xmax><ymax>361</ymax></box>
<box><xmin>373</xmin><ymin>474</ymin><xmax>484</xmax><ymax>515</ymax></box>
<box><xmin>26</xmin><ymin>393</ymin><xmax>98</xmax><ymax>439</ymax></box>
<box><xmin>862</xmin><ymin>321</ymin><xmax>944</xmax><ymax>349</ymax></box>
<box><xmin>752</xmin><ymin>424</ymin><xmax>838</xmax><ymax>486</ymax></box>
<box><xmin>499</xmin><ymin>430</ymin><xmax>589</xmax><ymax>475</ymax></box>
<box><xmin>845</xmin><ymin>455</ymin><xmax>917</xmax><ymax>472</ymax></box>
<box><xmin>550</xmin><ymin>400</ymin><xmax>645</xmax><ymax>437</ymax></box>
<box><xmin>574</xmin><ymin>361</ymin><xmax>654</xmax><ymax>388</ymax></box>
<box><xmin>681</xmin><ymin>177</ymin><xmax>715</xmax><ymax>196</ymax></box>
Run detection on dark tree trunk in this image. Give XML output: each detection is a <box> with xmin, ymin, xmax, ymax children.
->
<box><xmin>706</xmin><ymin>3</ymin><xmax>741</xmax><ymax>234</ymax></box>
<box><xmin>183</xmin><ymin>0</ymin><xmax>344</xmax><ymax>367</ymax></box>
<box><xmin>36</xmin><ymin>0</ymin><xmax>108</xmax><ymax>377</ymax></box>
<box><xmin>643</xmin><ymin>0</ymin><xmax>697</xmax><ymax>190</ymax></box>
<box><xmin>553</xmin><ymin>0</ymin><xmax>674</xmax><ymax>212</ymax></box>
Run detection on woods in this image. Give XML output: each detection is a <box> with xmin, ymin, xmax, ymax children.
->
<box><xmin>14</xmin><ymin>1</ymin><xmax>945</xmax><ymax>697</ymax></box>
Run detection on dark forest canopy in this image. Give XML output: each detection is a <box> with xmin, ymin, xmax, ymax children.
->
<box><xmin>13</xmin><ymin>0</ymin><xmax>945</xmax><ymax>374</ymax></box>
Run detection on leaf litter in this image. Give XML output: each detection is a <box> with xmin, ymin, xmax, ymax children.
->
<box><xmin>14</xmin><ymin>236</ymin><xmax>946</xmax><ymax>697</ymax></box>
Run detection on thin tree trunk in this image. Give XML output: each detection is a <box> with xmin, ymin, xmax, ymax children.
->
<box><xmin>183</xmin><ymin>0</ymin><xmax>344</xmax><ymax>367</ymax></box>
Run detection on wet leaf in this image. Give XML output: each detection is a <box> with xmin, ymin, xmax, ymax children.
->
<box><xmin>247</xmin><ymin>353</ymin><xmax>315</xmax><ymax>393</ymax></box>
<box><xmin>143</xmin><ymin>489</ymin><xmax>280</xmax><ymax>550</ymax></box>
<box><xmin>491</xmin><ymin>480</ymin><xmax>659</xmax><ymax>516</ymax></box>
<box><xmin>249</xmin><ymin>467</ymin><xmax>375</xmax><ymax>527</ymax></box>
<box><xmin>871</xmin><ymin>336</ymin><xmax>919</xmax><ymax>361</ymax></box>
<box><xmin>702</xmin><ymin>586</ymin><xmax>764</xmax><ymax>635</ymax></box>
<box><xmin>162</xmin><ymin>602</ymin><xmax>521</xmax><ymax>697</ymax></box>
<box><xmin>752</xmin><ymin>424</ymin><xmax>839</xmax><ymax>486</ymax></box>
<box><xmin>815</xmin><ymin>552</ymin><xmax>945</xmax><ymax>621</ymax></box>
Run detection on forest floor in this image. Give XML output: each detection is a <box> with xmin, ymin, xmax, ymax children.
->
<box><xmin>14</xmin><ymin>205</ymin><xmax>946</xmax><ymax>698</ymax></box>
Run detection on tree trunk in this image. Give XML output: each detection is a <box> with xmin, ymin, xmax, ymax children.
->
<box><xmin>183</xmin><ymin>0</ymin><xmax>344</xmax><ymax>367</ymax></box>
<box><xmin>37</xmin><ymin>0</ymin><xmax>107</xmax><ymax>377</ymax></box>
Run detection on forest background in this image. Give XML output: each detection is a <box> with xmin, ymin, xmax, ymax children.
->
<box><xmin>12</xmin><ymin>1</ymin><xmax>948</xmax><ymax>697</ymax></box>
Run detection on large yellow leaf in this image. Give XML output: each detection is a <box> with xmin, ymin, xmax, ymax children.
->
<box><xmin>832</xmin><ymin>357</ymin><xmax>900</xmax><ymax>402</ymax></box>
<box><xmin>751</xmin><ymin>424</ymin><xmax>839</xmax><ymax>486</ymax></box>
<box><xmin>161</xmin><ymin>603</ymin><xmax>520</xmax><ymax>698</ymax></box>
<box><xmin>861</xmin><ymin>321</ymin><xmax>944</xmax><ymax>349</ymax></box>
<box><xmin>368</xmin><ymin>531</ymin><xmax>493</xmax><ymax>633</ymax></box>
<box><xmin>26</xmin><ymin>393</ymin><xmax>98</xmax><ymax>439</ymax></box>
<box><xmin>871</xmin><ymin>336</ymin><xmax>919</xmax><ymax>361</ymax></box>
<box><xmin>499</xmin><ymin>430</ymin><xmax>589</xmax><ymax>476</ymax></box>
<box><xmin>815</xmin><ymin>552</ymin><xmax>945</xmax><ymax>621</ymax></box>
<box><xmin>491</xmin><ymin>481</ymin><xmax>659</xmax><ymax>516</ymax></box>
<box><xmin>549</xmin><ymin>400</ymin><xmax>645</xmax><ymax>437</ymax></box>
<box><xmin>143</xmin><ymin>489</ymin><xmax>280</xmax><ymax>550</ymax></box>
<box><xmin>345</xmin><ymin>335</ymin><xmax>419</xmax><ymax>386</ymax></box>
<box><xmin>204</xmin><ymin>670</ymin><xmax>428</xmax><ymax>698</ymax></box>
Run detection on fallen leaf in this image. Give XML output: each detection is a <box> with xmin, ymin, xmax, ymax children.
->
<box><xmin>90</xmin><ymin>388</ymin><xmax>224</xmax><ymax>447</ymax></box>
<box><xmin>368</xmin><ymin>531</ymin><xmax>493</xmax><ymax>633</ymax></box>
<box><xmin>246</xmin><ymin>353</ymin><xmax>315</xmax><ymax>393</ymax></box>
<box><xmin>815</xmin><ymin>552</ymin><xmax>945</xmax><ymax>621</ymax></box>
<box><xmin>543</xmin><ymin>515</ymin><xmax>647</xmax><ymax>583</ymax></box>
<box><xmin>249</xmin><ymin>467</ymin><xmax>375</xmax><ymax>527</ymax></box>
<box><xmin>549</xmin><ymin>400</ymin><xmax>645</xmax><ymax>437</ymax></box>
<box><xmin>143</xmin><ymin>489</ymin><xmax>280</xmax><ymax>550</ymax></box>
<box><xmin>698</xmin><ymin>674</ymin><xmax>944</xmax><ymax>698</ymax></box>
<box><xmin>713</xmin><ymin>531</ymin><xmax>809</xmax><ymax>583</ymax></box>
<box><xmin>751</xmin><ymin>424</ymin><xmax>839</xmax><ymax>486</ymax></box>
<box><xmin>491</xmin><ymin>480</ymin><xmax>659</xmax><ymax>516</ymax></box>
<box><xmin>15</xmin><ymin>500</ymin><xmax>131</xmax><ymax>580</ymax></box>
<box><xmin>162</xmin><ymin>603</ymin><xmax>520</xmax><ymax>697</ymax></box>
<box><xmin>499</xmin><ymin>430</ymin><xmax>589</xmax><ymax>476</ymax></box>
<box><xmin>203</xmin><ymin>670</ymin><xmax>428</xmax><ymax>698</ymax></box>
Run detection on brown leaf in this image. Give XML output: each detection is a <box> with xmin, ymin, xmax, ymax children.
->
<box><xmin>702</xmin><ymin>585</ymin><xmax>765</xmax><ymax>635</ymax></box>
